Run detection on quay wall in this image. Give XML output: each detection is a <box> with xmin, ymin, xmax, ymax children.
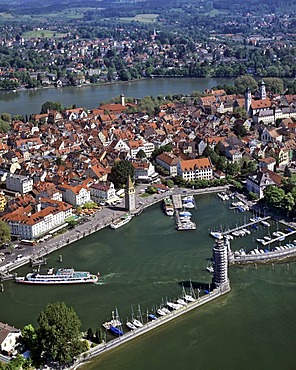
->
<box><xmin>0</xmin><ymin>186</ymin><xmax>229</xmax><ymax>276</ymax></box>
<box><xmin>72</xmin><ymin>285</ymin><xmax>230</xmax><ymax>369</ymax></box>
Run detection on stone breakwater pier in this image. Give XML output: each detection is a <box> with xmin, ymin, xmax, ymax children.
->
<box><xmin>70</xmin><ymin>232</ymin><xmax>231</xmax><ymax>368</ymax></box>
<box><xmin>72</xmin><ymin>284</ymin><xmax>230</xmax><ymax>370</ymax></box>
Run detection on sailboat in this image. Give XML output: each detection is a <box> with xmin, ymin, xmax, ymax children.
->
<box><xmin>182</xmin><ymin>283</ymin><xmax>195</xmax><ymax>302</ymax></box>
<box><xmin>103</xmin><ymin>308</ymin><xmax>123</xmax><ymax>335</ymax></box>
<box><xmin>131</xmin><ymin>304</ymin><xmax>143</xmax><ymax>328</ymax></box>
<box><xmin>126</xmin><ymin>317</ymin><xmax>137</xmax><ymax>330</ymax></box>
<box><xmin>206</xmin><ymin>260</ymin><xmax>214</xmax><ymax>274</ymax></box>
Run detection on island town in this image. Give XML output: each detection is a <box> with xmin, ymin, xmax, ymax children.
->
<box><xmin>0</xmin><ymin>81</ymin><xmax>296</xmax><ymax>368</ymax></box>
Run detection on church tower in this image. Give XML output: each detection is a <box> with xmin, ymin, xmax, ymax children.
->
<box><xmin>212</xmin><ymin>238</ymin><xmax>230</xmax><ymax>292</ymax></box>
<box><xmin>125</xmin><ymin>175</ymin><xmax>136</xmax><ymax>212</ymax></box>
<box><xmin>260</xmin><ymin>80</ymin><xmax>266</xmax><ymax>100</ymax></box>
<box><xmin>245</xmin><ymin>87</ymin><xmax>252</xmax><ymax>117</ymax></box>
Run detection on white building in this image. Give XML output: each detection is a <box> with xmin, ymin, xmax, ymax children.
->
<box><xmin>156</xmin><ymin>152</ymin><xmax>179</xmax><ymax>177</ymax></box>
<box><xmin>177</xmin><ymin>157</ymin><xmax>213</xmax><ymax>181</ymax></box>
<box><xmin>132</xmin><ymin>161</ymin><xmax>158</xmax><ymax>181</ymax></box>
<box><xmin>90</xmin><ymin>182</ymin><xmax>116</xmax><ymax>200</ymax></box>
<box><xmin>58</xmin><ymin>184</ymin><xmax>91</xmax><ymax>206</ymax></box>
<box><xmin>6</xmin><ymin>174</ymin><xmax>33</xmax><ymax>194</ymax></box>
<box><xmin>246</xmin><ymin>169</ymin><xmax>283</xmax><ymax>199</ymax></box>
<box><xmin>1</xmin><ymin>199</ymin><xmax>72</xmax><ymax>240</ymax></box>
<box><xmin>0</xmin><ymin>322</ymin><xmax>21</xmax><ymax>355</ymax></box>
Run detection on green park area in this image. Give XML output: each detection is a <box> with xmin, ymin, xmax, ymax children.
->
<box><xmin>22</xmin><ymin>29</ymin><xmax>68</xmax><ymax>39</ymax></box>
<box><xmin>120</xmin><ymin>14</ymin><xmax>159</xmax><ymax>23</ymax></box>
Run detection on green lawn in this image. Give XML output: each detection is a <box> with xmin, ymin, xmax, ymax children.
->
<box><xmin>0</xmin><ymin>12</ymin><xmax>14</xmax><ymax>19</ymax></box>
<box><xmin>119</xmin><ymin>13</ymin><xmax>159</xmax><ymax>23</ymax></box>
<box><xmin>22</xmin><ymin>30</ymin><xmax>68</xmax><ymax>39</ymax></box>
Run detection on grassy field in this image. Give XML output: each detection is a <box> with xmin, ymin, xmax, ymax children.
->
<box><xmin>119</xmin><ymin>13</ymin><xmax>159</xmax><ymax>23</ymax></box>
<box><xmin>22</xmin><ymin>30</ymin><xmax>68</xmax><ymax>39</ymax></box>
<box><xmin>0</xmin><ymin>12</ymin><xmax>14</xmax><ymax>19</ymax></box>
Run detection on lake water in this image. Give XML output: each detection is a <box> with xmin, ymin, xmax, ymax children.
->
<box><xmin>0</xmin><ymin>77</ymin><xmax>233</xmax><ymax>116</ymax></box>
<box><xmin>0</xmin><ymin>194</ymin><xmax>295</xmax><ymax>370</ymax></box>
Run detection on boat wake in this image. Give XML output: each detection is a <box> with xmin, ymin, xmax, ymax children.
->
<box><xmin>153</xmin><ymin>279</ymin><xmax>178</xmax><ymax>285</ymax></box>
<box><xmin>97</xmin><ymin>272</ymin><xmax>121</xmax><ymax>284</ymax></box>
<box><xmin>94</xmin><ymin>281</ymin><xmax>106</xmax><ymax>285</ymax></box>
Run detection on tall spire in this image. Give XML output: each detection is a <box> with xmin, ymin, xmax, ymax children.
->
<box><xmin>245</xmin><ymin>87</ymin><xmax>252</xmax><ymax>117</ymax></box>
<box><xmin>260</xmin><ymin>80</ymin><xmax>266</xmax><ymax>100</ymax></box>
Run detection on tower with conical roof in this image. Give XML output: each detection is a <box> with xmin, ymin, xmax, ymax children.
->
<box><xmin>260</xmin><ymin>80</ymin><xmax>266</xmax><ymax>100</ymax></box>
<box><xmin>212</xmin><ymin>238</ymin><xmax>230</xmax><ymax>292</ymax></box>
<box><xmin>125</xmin><ymin>175</ymin><xmax>136</xmax><ymax>212</ymax></box>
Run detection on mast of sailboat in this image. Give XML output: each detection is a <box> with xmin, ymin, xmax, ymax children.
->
<box><xmin>137</xmin><ymin>304</ymin><xmax>143</xmax><ymax>323</ymax></box>
<box><xmin>189</xmin><ymin>279</ymin><xmax>196</xmax><ymax>299</ymax></box>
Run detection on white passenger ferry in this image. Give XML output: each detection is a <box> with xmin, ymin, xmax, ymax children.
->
<box><xmin>110</xmin><ymin>214</ymin><xmax>133</xmax><ymax>229</ymax></box>
<box><xmin>15</xmin><ymin>268</ymin><xmax>99</xmax><ymax>285</ymax></box>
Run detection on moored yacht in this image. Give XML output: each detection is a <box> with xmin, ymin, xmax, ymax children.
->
<box><xmin>110</xmin><ymin>214</ymin><xmax>133</xmax><ymax>229</ymax></box>
<box><xmin>163</xmin><ymin>197</ymin><xmax>174</xmax><ymax>216</ymax></box>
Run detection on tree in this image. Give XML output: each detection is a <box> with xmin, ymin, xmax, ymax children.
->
<box><xmin>0</xmin><ymin>221</ymin><xmax>11</xmax><ymax>246</ymax></box>
<box><xmin>40</xmin><ymin>101</ymin><xmax>63</xmax><ymax>114</ymax></box>
<box><xmin>136</xmin><ymin>149</ymin><xmax>146</xmax><ymax>159</ymax></box>
<box><xmin>0</xmin><ymin>113</ymin><xmax>11</xmax><ymax>122</ymax></box>
<box><xmin>21</xmin><ymin>324</ymin><xmax>40</xmax><ymax>360</ymax></box>
<box><xmin>263</xmin><ymin>77</ymin><xmax>284</xmax><ymax>94</ymax></box>
<box><xmin>281</xmin><ymin>192</ymin><xmax>295</xmax><ymax>212</ymax></box>
<box><xmin>166</xmin><ymin>179</ymin><xmax>174</xmax><ymax>188</ymax></box>
<box><xmin>36</xmin><ymin>302</ymin><xmax>88</xmax><ymax>366</ymax></box>
<box><xmin>0</xmin><ymin>119</ymin><xmax>10</xmax><ymax>133</ymax></box>
<box><xmin>233</xmin><ymin>107</ymin><xmax>248</xmax><ymax>120</ymax></box>
<box><xmin>284</xmin><ymin>165</ymin><xmax>292</xmax><ymax>178</ymax></box>
<box><xmin>233</xmin><ymin>121</ymin><xmax>247</xmax><ymax>137</ymax></box>
<box><xmin>109</xmin><ymin>160</ymin><xmax>134</xmax><ymax>188</ymax></box>
<box><xmin>87</xmin><ymin>328</ymin><xmax>94</xmax><ymax>340</ymax></box>
<box><xmin>234</xmin><ymin>75</ymin><xmax>257</xmax><ymax>94</ymax></box>
<box><xmin>264</xmin><ymin>185</ymin><xmax>285</xmax><ymax>207</ymax></box>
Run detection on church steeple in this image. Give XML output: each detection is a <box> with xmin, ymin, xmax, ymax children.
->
<box><xmin>245</xmin><ymin>87</ymin><xmax>252</xmax><ymax>117</ymax></box>
<box><xmin>260</xmin><ymin>80</ymin><xmax>266</xmax><ymax>100</ymax></box>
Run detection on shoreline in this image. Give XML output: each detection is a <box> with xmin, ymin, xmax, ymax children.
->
<box><xmin>0</xmin><ymin>186</ymin><xmax>228</xmax><ymax>275</ymax></box>
<box><xmin>2</xmin><ymin>185</ymin><xmax>296</xmax><ymax>276</ymax></box>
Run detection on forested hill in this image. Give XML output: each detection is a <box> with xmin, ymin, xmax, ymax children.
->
<box><xmin>0</xmin><ymin>0</ymin><xmax>295</xmax><ymax>16</ymax></box>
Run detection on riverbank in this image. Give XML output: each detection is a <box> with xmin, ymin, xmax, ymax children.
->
<box><xmin>0</xmin><ymin>77</ymin><xmax>235</xmax><ymax>116</ymax></box>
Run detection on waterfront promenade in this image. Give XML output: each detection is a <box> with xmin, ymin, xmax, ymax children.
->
<box><xmin>0</xmin><ymin>186</ymin><xmax>229</xmax><ymax>275</ymax></box>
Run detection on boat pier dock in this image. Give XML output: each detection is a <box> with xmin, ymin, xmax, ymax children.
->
<box><xmin>222</xmin><ymin>216</ymin><xmax>271</xmax><ymax>236</ymax></box>
<box><xmin>73</xmin><ymin>285</ymin><xmax>230</xmax><ymax>368</ymax></box>
<box><xmin>230</xmin><ymin>243</ymin><xmax>296</xmax><ymax>264</ymax></box>
<box><xmin>172</xmin><ymin>194</ymin><xmax>182</xmax><ymax>209</ymax></box>
<box><xmin>30</xmin><ymin>257</ymin><xmax>47</xmax><ymax>267</ymax></box>
<box><xmin>172</xmin><ymin>194</ymin><xmax>196</xmax><ymax>231</ymax></box>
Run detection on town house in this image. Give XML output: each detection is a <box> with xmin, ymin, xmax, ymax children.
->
<box><xmin>177</xmin><ymin>157</ymin><xmax>213</xmax><ymax>181</ymax></box>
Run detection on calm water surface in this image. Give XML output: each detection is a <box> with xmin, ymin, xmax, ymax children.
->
<box><xmin>0</xmin><ymin>194</ymin><xmax>295</xmax><ymax>370</ymax></box>
<box><xmin>0</xmin><ymin>78</ymin><xmax>233</xmax><ymax>116</ymax></box>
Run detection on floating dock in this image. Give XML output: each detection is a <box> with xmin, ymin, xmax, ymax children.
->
<box><xmin>30</xmin><ymin>257</ymin><xmax>47</xmax><ymax>267</ymax></box>
<box><xmin>222</xmin><ymin>216</ymin><xmax>271</xmax><ymax>236</ymax></box>
<box><xmin>230</xmin><ymin>243</ymin><xmax>296</xmax><ymax>264</ymax></box>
